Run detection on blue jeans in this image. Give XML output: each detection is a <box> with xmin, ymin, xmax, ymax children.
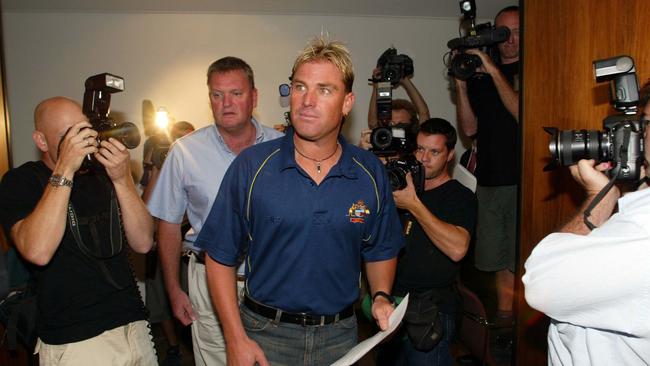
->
<box><xmin>240</xmin><ymin>304</ymin><xmax>357</xmax><ymax>366</ymax></box>
<box><xmin>377</xmin><ymin>312</ymin><xmax>456</xmax><ymax>366</ymax></box>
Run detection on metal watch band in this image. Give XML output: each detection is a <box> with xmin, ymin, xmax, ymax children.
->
<box><xmin>49</xmin><ymin>174</ymin><xmax>73</xmax><ymax>188</ymax></box>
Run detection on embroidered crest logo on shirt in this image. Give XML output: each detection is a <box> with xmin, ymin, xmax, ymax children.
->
<box><xmin>348</xmin><ymin>200</ymin><xmax>370</xmax><ymax>223</ymax></box>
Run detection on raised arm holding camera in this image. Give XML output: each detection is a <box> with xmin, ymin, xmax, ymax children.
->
<box><xmin>367</xmin><ymin>62</ymin><xmax>430</xmax><ymax>129</ymax></box>
<box><xmin>360</xmin><ymin>48</ymin><xmax>430</xmax><ymax>150</ymax></box>
<box><xmin>522</xmin><ymin>62</ymin><xmax>650</xmax><ymax>366</ymax></box>
<box><xmin>0</xmin><ymin>93</ymin><xmax>156</xmax><ymax>364</ymax></box>
<box><xmin>451</xmin><ymin>5</ymin><xmax>520</xmax><ymax>328</ymax></box>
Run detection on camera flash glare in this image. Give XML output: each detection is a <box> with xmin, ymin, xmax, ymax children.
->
<box><xmin>156</xmin><ymin>107</ymin><xmax>169</xmax><ymax>130</ymax></box>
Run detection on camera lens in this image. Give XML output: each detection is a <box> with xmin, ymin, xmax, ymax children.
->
<box><xmin>382</xmin><ymin>67</ymin><xmax>399</xmax><ymax>83</ymax></box>
<box><xmin>97</xmin><ymin>121</ymin><xmax>141</xmax><ymax>149</ymax></box>
<box><xmin>371</xmin><ymin>127</ymin><xmax>393</xmax><ymax>150</ymax></box>
<box><xmin>451</xmin><ymin>54</ymin><xmax>481</xmax><ymax>81</ymax></box>
<box><xmin>386</xmin><ymin>166</ymin><xmax>408</xmax><ymax>191</ymax></box>
<box><xmin>547</xmin><ymin>128</ymin><xmax>606</xmax><ymax>167</ymax></box>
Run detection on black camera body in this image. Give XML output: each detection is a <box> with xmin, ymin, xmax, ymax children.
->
<box><xmin>83</xmin><ymin>73</ymin><xmax>140</xmax><ymax>151</ymax></box>
<box><xmin>370</xmin><ymin>123</ymin><xmax>417</xmax><ymax>157</ymax></box>
<box><xmin>385</xmin><ymin>155</ymin><xmax>425</xmax><ymax>195</ymax></box>
<box><xmin>447</xmin><ymin>23</ymin><xmax>510</xmax><ymax>80</ymax></box>
<box><xmin>370</xmin><ymin>123</ymin><xmax>424</xmax><ymax>194</ymax></box>
<box><xmin>375</xmin><ymin>47</ymin><xmax>414</xmax><ymax>86</ymax></box>
<box><xmin>545</xmin><ymin>55</ymin><xmax>646</xmax><ymax>182</ymax></box>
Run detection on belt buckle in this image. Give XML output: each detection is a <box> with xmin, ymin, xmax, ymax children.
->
<box><xmin>299</xmin><ymin>312</ymin><xmax>309</xmax><ymax>326</ymax></box>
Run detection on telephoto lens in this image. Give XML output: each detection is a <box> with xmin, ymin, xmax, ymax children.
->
<box><xmin>545</xmin><ymin>127</ymin><xmax>607</xmax><ymax>169</ymax></box>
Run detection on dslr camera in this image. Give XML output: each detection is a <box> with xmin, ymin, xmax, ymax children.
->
<box><xmin>367</xmin><ymin>48</ymin><xmax>423</xmax><ymax>193</ymax></box>
<box><xmin>370</xmin><ymin>124</ymin><xmax>424</xmax><ymax>193</ymax></box>
<box><xmin>371</xmin><ymin>48</ymin><xmax>414</xmax><ymax>124</ymax></box>
<box><xmin>374</xmin><ymin>47</ymin><xmax>414</xmax><ymax>86</ymax></box>
<box><xmin>384</xmin><ymin>155</ymin><xmax>425</xmax><ymax>195</ymax></box>
<box><xmin>446</xmin><ymin>0</ymin><xmax>510</xmax><ymax>80</ymax></box>
<box><xmin>370</xmin><ymin>123</ymin><xmax>417</xmax><ymax>157</ymax></box>
<box><xmin>545</xmin><ymin>55</ymin><xmax>646</xmax><ymax>182</ymax></box>
<box><xmin>83</xmin><ymin>73</ymin><xmax>141</xmax><ymax>152</ymax></box>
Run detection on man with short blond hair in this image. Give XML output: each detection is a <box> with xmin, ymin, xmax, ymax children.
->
<box><xmin>198</xmin><ymin>37</ymin><xmax>404</xmax><ymax>366</ymax></box>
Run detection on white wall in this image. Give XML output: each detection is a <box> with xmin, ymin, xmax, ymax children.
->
<box><xmin>3</xmin><ymin>11</ymin><xmax>466</xmax><ymax>171</ymax></box>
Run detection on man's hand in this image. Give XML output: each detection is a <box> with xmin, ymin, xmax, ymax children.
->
<box><xmin>569</xmin><ymin>159</ymin><xmax>616</xmax><ymax>194</ymax></box>
<box><xmin>226</xmin><ymin>337</ymin><xmax>270</xmax><ymax>366</ymax></box>
<box><xmin>392</xmin><ymin>173</ymin><xmax>418</xmax><ymax>211</ymax></box>
<box><xmin>54</xmin><ymin>121</ymin><xmax>98</xmax><ymax>176</ymax></box>
<box><xmin>168</xmin><ymin>287</ymin><xmax>197</xmax><ymax>326</ymax></box>
<box><xmin>95</xmin><ymin>137</ymin><xmax>131</xmax><ymax>185</ymax></box>
<box><xmin>359</xmin><ymin>129</ymin><xmax>372</xmax><ymax>150</ymax></box>
<box><xmin>371</xmin><ymin>295</ymin><xmax>395</xmax><ymax>331</ymax></box>
<box><xmin>559</xmin><ymin>159</ymin><xmax>621</xmax><ymax>234</ymax></box>
<box><xmin>465</xmin><ymin>48</ymin><xmax>498</xmax><ymax>75</ymax></box>
<box><xmin>370</xmin><ymin>67</ymin><xmax>382</xmax><ymax>83</ymax></box>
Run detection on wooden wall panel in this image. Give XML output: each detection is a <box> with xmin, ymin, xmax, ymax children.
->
<box><xmin>517</xmin><ymin>0</ymin><xmax>650</xmax><ymax>364</ymax></box>
<box><xmin>0</xmin><ymin>8</ymin><xmax>11</xmax><ymax>252</ymax></box>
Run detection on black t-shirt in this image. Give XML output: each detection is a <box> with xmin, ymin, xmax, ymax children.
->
<box><xmin>393</xmin><ymin>180</ymin><xmax>477</xmax><ymax>313</ymax></box>
<box><xmin>467</xmin><ymin>61</ymin><xmax>520</xmax><ymax>186</ymax></box>
<box><xmin>0</xmin><ymin>161</ymin><xmax>146</xmax><ymax>344</ymax></box>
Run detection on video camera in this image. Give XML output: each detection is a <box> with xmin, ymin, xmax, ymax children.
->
<box><xmin>446</xmin><ymin>0</ymin><xmax>510</xmax><ymax>80</ymax></box>
<box><xmin>545</xmin><ymin>55</ymin><xmax>646</xmax><ymax>182</ymax></box>
<box><xmin>82</xmin><ymin>73</ymin><xmax>141</xmax><ymax>154</ymax></box>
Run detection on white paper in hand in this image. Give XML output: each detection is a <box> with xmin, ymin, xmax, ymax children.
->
<box><xmin>330</xmin><ymin>294</ymin><xmax>409</xmax><ymax>366</ymax></box>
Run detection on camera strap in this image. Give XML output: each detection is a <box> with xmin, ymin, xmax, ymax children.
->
<box><xmin>582</xmin><ymin>170</ymin><xmax>619</xmax><ymax>230</ymax></box>
<box><xmin>583</xmin><ymin>127</ymin><xmax>635</xmax><ymax>230</ymax></box>
<box><xmin>66</xmin><ymin>181</ymin><xmax>125</xmax><ymax>290</ymax></box>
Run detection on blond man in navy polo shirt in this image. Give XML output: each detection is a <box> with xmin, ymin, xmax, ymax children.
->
<box><xmin>197</xmin><ymin>37</ymin><xmax>404</xmax><ymax>366</ymax></box>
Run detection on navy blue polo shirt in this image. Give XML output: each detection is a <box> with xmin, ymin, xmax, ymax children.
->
<box><xmin>196</xmin><ymin>130</ymin><xmax>403</xmax><ymax>315</ymax></box>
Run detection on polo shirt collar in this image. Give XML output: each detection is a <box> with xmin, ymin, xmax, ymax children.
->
<box><xmin>213</xmin><ymin>117</ymin><xmax>266</xmax><ymax>151</ymax></box>
<box><xmin>278</xmin><ymin>128</ymin><xmax>357</xmax><ymax>179</ymax></box>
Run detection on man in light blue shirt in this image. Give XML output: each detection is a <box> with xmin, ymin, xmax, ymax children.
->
<box><xmin>147</xmin><ymin>57</ymin><xmax>282</xmax><ymax>365</ymax></box>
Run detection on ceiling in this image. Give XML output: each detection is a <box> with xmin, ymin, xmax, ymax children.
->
<box><xmin>2</xmin><ymin>0</ymin><xmax>516</xmax><ymax>19</ymax></box>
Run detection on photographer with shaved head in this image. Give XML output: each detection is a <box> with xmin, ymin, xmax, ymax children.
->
<box><xmin>0</xmin><ymin>96</ymin><xmax>156</xmax><ymax>365</ymax></box>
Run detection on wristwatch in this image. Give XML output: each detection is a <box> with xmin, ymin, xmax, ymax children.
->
<box><xmin>49</xmin><ymin>174</ymin><xmax>73</xmax><ymax>188</ymax></box>
<box><xmin>372</xmin><ymin>291</ymin><xmax>396</xmax><ymax>306</ymax></box>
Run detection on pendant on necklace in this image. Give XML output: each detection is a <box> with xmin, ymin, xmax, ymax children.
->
<box><xmin>317</xmin><ymin>162</ymin><xmax>322</xmax><ymax>174</ymax></box>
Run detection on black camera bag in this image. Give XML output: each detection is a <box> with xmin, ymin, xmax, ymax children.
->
<box><xmin>0</xmin><ymin>279</ymin><xmax>38</xmax><ymax>351</ymax></box>
<box><xmin>403</xmin><ymin>289</ymin><xmax>443</xmax><ymax>352</ymax></box>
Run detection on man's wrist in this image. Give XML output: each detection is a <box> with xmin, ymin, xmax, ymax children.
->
<box><xmin>49</xmin><ymin>174</ymin><xmax>73</xmax><ymax>188</ymax></box>
<box><xmin>372</xmin><ymin>291</ymin><xmax>396</xmax><ymax>306</ymax></box>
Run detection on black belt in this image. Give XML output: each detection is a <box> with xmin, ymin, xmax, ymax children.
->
<box><xmin>243</xmin><ymin>295</ymin><xmax>354</xmax><ymax>326</ymax></box>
